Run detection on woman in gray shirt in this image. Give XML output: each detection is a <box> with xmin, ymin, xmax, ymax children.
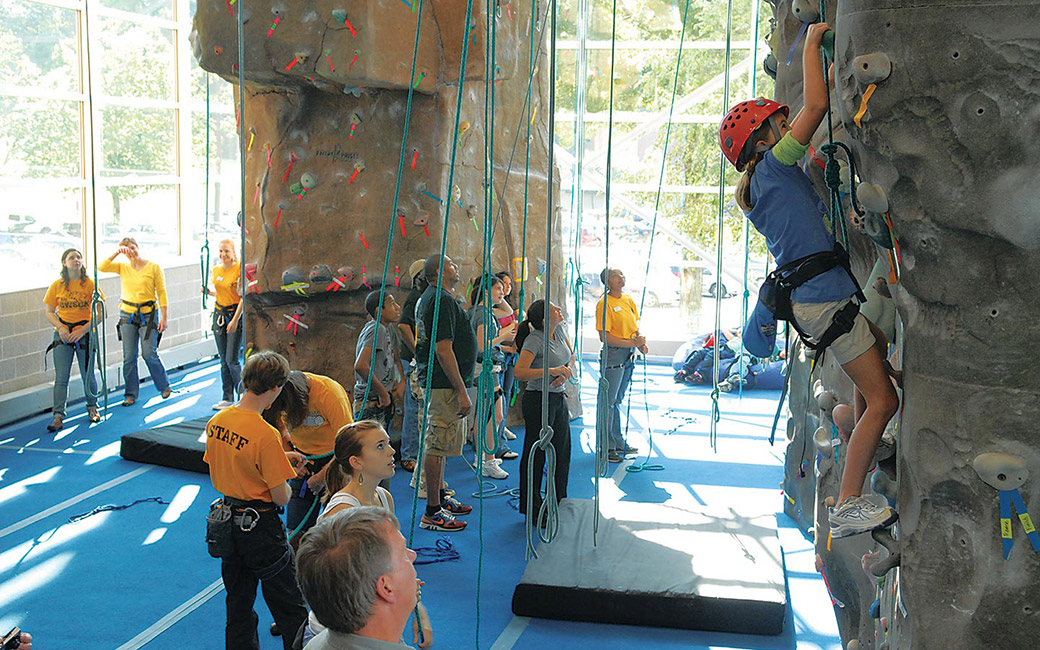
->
<box><xmin>513</xmin><ymin>300</ymin><xmax>574</xmax><ymax>518</ymax></box>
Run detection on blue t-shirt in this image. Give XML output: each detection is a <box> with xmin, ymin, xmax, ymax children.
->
<box><xmin>747</xmin><ymin>142</ymin><xmax>857</xmax><ymax>304</ymax></box>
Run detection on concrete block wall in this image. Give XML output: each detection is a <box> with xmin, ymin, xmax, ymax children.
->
<box><xmin>0</xmin><ymin>261</ymin><xmax>208</xmax><ymax>398</ymax></box>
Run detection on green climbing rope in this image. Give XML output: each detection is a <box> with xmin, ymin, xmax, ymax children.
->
<box><xmin>200</xmin><ymin>74</ymin><xmax>211</xmax><ymax>312</ymax></box>
<box><xmin>710</xmin><ymin>0</ymin><xmax>736</xmax><ymax>453</ymax></box>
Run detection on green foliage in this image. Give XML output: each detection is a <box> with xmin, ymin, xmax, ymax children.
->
<box><xmin>556</xmin><ymin>0</ymin><xmax>774</xmax><ymax>257</ymax></box>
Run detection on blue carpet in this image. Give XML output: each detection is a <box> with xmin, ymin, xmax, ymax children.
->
<box><xmin>0</xmin><ymin>359</ymin><xmax>840</xmax><ymax>650</ymax></box>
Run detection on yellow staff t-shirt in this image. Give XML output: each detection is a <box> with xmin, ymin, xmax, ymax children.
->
<box><xmin>594</xmin><ymin>293</ymin><xmax>640</xmax><ymax>340</ymax></box>
<box><xmin>288</xmin><ymin>373</ymin><xmax>355</xmax><ymax>456</ymax></box>
<box><xmin>212</xmin><ymin>262</ymin><xmax>241</xmax><ymax>309</ymax></box>
<box><xmin>43</xmin><ymin>277</ymin><xmax>103</xmax><ymax>326</ymax></box>
<box><xmin>204</xmin><ymin>406</ymin><xmax>295</xmax><ymax>502</ymax></box>
<box><xmin>97</xmin><ymin>259</ymin><xmax>168</xmax><ymax>313</ymax></box>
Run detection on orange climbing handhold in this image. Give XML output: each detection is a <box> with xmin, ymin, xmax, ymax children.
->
<box><xmin>854</xmin><ymin>83</ymin><xmax>877</xmax><ymax>127</ymax></box>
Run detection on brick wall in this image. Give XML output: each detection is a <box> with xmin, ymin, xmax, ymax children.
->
<box><xmin>0</xmin><ymin>261</ymin><xmax>207</xmax><ymax>397</ymax></box>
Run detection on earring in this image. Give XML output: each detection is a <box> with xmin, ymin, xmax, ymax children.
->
<box><xmin>357</xmin><ymin>473</ymin><xmax>364</xmax><ymax>486</ymax></box>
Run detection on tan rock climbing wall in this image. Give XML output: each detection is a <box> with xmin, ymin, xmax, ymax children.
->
<box><xmin>191</xmin><ymin>0</ymin><xmax>559</xmax><ymax>387</ymax></box>
<box><xmin>770</xmin><ymin>1</ymin><xmax>1040</xmax><ymax>649</ymax></box>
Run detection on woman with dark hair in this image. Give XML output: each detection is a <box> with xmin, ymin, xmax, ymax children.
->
<box><xmin>513</xmin><ymin>300</ymin><xmax>574</xmax><ymax>517</ymax></box>
<box><xmin>98</xmin><ymin>237</ymin><xmax>171</xmax><ymax>406</ymax></box>
<box><xmin>42</xmin><ymin>248</ymin><xmax>103</xmax><ymax>431</ymax></box>
<box><xmin>493</xmin><ymin>270</ymin><xmax>519</xmax><ymax>441</ymax></box>
<box><xmin>263</xmin><ymin>370</ymin><xmax>354</xmax><ymax>544</ymax></box>
<box><xmin>202</xmin><ymin>239</ymin><xmax>244</xmax><ymax>410</ymax></box>
<box><xmin>467</xmin><ymin>275</ymin><xmax>518</xmax><ymax>479</ymax></box>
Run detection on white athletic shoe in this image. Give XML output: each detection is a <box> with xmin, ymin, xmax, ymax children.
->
<box><xmin>828</xmin><ymin>495</ymin><xmax>898</xmax><ymax>539</ymax></box>
<box><xmin>481</xmin><ymin>458</ymin><xmax>508</xmax><ymax>480</ymax></box>
<box><xmin>504</xmin><ymin>428</ymin><xmax>517</xmax><ymax>440</ymax></box>
<box><xmin>212</xmin><ymin>400</ymin><xmax>234</xmax><ymax>410</ymax></box>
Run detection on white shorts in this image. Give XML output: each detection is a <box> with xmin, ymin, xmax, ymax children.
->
<box><xmin>792</xmin><ymin>298</ymin><xmax>876</xmax><ymax>365</ymax></box>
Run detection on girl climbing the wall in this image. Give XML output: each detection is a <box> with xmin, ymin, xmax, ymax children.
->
<box><xmin>719</xmin><ymin>22</ymin><xmax>899</xmax><ymax>538</ymax></box>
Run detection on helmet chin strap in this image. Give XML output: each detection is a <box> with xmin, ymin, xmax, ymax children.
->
<box><xmin>752</xmin><ymin>114</ymin><xmax>784</xmax><ymax>154</ymax></box>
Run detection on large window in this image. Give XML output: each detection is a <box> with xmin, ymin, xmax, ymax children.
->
<box><xmin>0</xmin><ymin>0</ymin><xmax>238</xmax><ymax>291</ymax></box>
<box><xmin>556</xmin><ymin>0</ymin><xmax>775</xmax><ymax>346</ymax></box>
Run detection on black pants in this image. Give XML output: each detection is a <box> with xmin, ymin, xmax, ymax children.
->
<box><xmin>221</xmin><ymin>509</ymin><xmax>307</xmax><ymax>650</ymax></box>
<box><xmin>519</xmin><ymin>390</ymin><xmax>571</xmax><ymax>515</ymax></box>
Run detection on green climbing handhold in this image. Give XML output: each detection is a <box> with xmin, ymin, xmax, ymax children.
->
<box><xmin>822</xmin><ymin>30</ymin><xmax>835</xmax><ymax>61</ymax></box>
<box><xmin>331</xmin><ymin>8</ymin><xmax>347</xmax><ymax>23</ymax></box>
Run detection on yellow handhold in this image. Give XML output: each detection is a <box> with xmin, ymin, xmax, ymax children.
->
<box><xmin>854</xmin><ymin>83</ymin><xmax>878</xmax><ymax>127</ymax></box>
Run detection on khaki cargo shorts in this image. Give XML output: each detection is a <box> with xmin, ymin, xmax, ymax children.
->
<box><xmin>423</xmin><ymin>388</ymin><xmax>466</xmax><ymax>457</ymax></box>
<box><xmin>792</xmin><ymin>298</ymin><xmax>876</xmax><ymax>365</ymax></box>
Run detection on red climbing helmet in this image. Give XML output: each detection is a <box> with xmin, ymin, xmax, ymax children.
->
<box><xmin>719</xmin><ymin>98</ymin><xmax>790</xmax><ymax>171</ymax></box>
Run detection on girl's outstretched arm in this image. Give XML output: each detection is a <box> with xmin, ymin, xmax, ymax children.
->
<box><xmin>790</xmin><ymin>22</ymin><xmax>831</xmax><ymax>145</ymax></box>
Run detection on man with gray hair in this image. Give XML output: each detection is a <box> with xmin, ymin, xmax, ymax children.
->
<box><xmin>296</xmin><ymin>507</ymin><xmax>420</xmax><ymax>649</ymax></box>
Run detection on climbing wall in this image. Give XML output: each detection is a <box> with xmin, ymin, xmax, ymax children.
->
<box><xmin>190</xmin><ymin>0</ymin><xmax>559</xmax><ymax>384</ymax></box>
<box><xmin>768</xmin><ymin>1</ymin><xmax>1040</xmax><ymax>649</ymax></box>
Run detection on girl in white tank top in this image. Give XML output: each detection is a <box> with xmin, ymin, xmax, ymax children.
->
<box><xmin>305</xmin><ymin>420</ymin><xmax>433</xmax><ymax>647</ymax></box>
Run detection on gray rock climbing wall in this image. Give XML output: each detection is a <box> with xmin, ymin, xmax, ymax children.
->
<box><xmin>769</xmin><ymin>1</ymin><xmax>1040</xmax><ymax>648</ymax></box>
<box><xmin>190</xmin><ymin>0</ymin><xmax>561</xmax><ymax>386</ymax></box>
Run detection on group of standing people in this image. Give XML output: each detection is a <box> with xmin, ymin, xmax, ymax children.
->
<box><xmin>43</xmin><ymin>237</ymin><xmax>246</xmax><ymax>431</ymax></box>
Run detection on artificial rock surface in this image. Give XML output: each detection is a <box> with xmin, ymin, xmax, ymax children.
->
<box><xmin>191</xmin><ymin>0</ymin><xmax>560</xmax><ymax>387</ymax></box>
<box><xmin>768</xmin><ymin>1</ymin><xmax>1040</xmax><ymax>649</ymax></box>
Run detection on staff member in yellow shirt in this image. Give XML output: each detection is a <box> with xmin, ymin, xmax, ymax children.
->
<box><xmin>42</xmin><ymin>248</ymin><xmax>104</xmax><ymax>431</ymax></box>
<box><xmin>203</xmin><ymin>239</ymin><xmax>244</xmax><ymax>410</ymax></box>
<box><xmin>98</xmin><ymin>237</ymin><xmax>171</xmax><ymax>406</ymax></box>
<box><xmin>263</xmin><ymin>370</ymin><xmax>354</xmax><ymax>547</ymax></box>
<box><xmin>203</xmin><ymin>350</ymin><xmax>308</xmax><ymax>650</ymax></box>
<box><xmin>595</xmin><ymin>267</ymin><xmax>648</xmax><ymax>463</ymax></box>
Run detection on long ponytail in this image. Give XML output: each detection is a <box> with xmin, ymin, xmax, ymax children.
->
<box><xmin>735</xmin><ymin>153</ymin><xmax>763</xmax><ymax>213</ymax></box>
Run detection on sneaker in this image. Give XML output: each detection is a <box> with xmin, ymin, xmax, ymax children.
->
<box><xmin>504</xmin><ymin>428</ymin><xmax>517</xmax><ymax>440</ymax></box>
<box><xmin>212</xmin><ymin>400</ymin><xmax>234</xmax><ymax>410</ymax></box>
<box><xmin>86</xmin><ymin>406</ymin><xmax>101</xmax><ymax>423</ymax></box>
<box><xmin>615</xmin><ymin>445</ymin><xmax>638</xmax><ymax>456</ymax></box>
<box><xmin>401</xmin><ymin>460</ymin><xmax>416</xmax><ymax>472</ymax></box>
<box><xmin>161</xmin><ymin>389</ymin><xmax>172</xmax><ymax>399</ymax></box>
<box><xmin>441</xmin><ymin>495</ymin><xmax>472</xmax><ymax>515</ymax></box>
<box><xmin>46</xmin><ymin>414</ymin><xmax>64</xmax><ymax>432</ymax></box>
<box><xmin>421</xmin><ymin>509</ymin><xmax>467</xmax><ymax>531</ymax></box>
<box><xmin>607</xmin><ymin>451</ymin><xmax>624</xmax><ymax>463</ymax></box>
<box><xmin>718</xmin><ymin>379</ymin><xmax>737</xmax><ymax>392</ymax></box>
<box><xmin>121</xmin><ymin>396</ymin><xmax>136</xmax><ymax>407</ymax></box>
<box><xmin>828</xmin><ymin>495</ymin><xmax>898</xmax><ymax>539</ymax></box>
<box><xmin>409</xmin><ymin>475</ymin><xmax>454</xmax><ymax>499</ymax></box>
<box><xmin>482</xmin><ymin>458</ymin><xmax>509</xmax><ymax>479</ymax></box>
<box><xmin>497</xmin><ymin>449</ymin><xmax>519</xmax><ymax>461</ymax></box>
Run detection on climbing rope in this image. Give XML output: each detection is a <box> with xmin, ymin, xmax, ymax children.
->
<box><xmin>618</xmin><ymin>0</ymin><xmax>694</xmax><ymax>475</ymax></box>
<box><xmin>68</xmin><ymin>497</ymin><xmax>169</xmax><ymax>524</ymax></box>
<box><xmin>737</xmin><ymin>1</ymin><xmax>762</xmax><ymax>401</ymax></box>
<box><xmin>235</xmin><ymin>0</ymin><xmax>248</xmax><ymax>364</ymax></box>
<box><xmin>408</xmin><ymin>0</ymin><xmax>479</xmax><ymax>551</ymax></box>
<box><xmin>709</xmin><ymin>0</ymin><xmax>736</xmax><ymax>453</ymax></box>
<box><xmin>200</xmin><ymin>74</ymin><xmax>212</xmax><ymax>312</ymax></box>
<box><xmin>592</xmin><ymin>0</ymin><xmax>621</xmax><ymax>547</ymax></box>
<box><xmin>82</xmin><ymin>0</ymin><xmax>107</xmax><ymax>413</ymax></box>
<box><xmin>524</xmin><ymin>0</ymin><xmax>562</xmax><ymax>558</ymax></box>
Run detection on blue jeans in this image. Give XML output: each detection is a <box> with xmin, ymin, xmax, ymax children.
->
<box><xmin>51</xmin><ymin>332</ymin><xmax>98</xmax><ymax>416</ymax></box>
<box><xmin>598</xmin><ymin>346</ymin><xmax>634</xmax><ymax>451</ymax></box>
<box><xmin>119</xmin><ymin>312</ymin><xmax>170</xmax><ymax>399</ymax></box>
<box><xmin>400</xmin><ymin>372</ymin><xmax>420</xmax><ymax>462</ymax></box>
<box><xmin>214</xmin><ymin>322</ymin><xmax>242</xmax><ymax>401</ymax></box>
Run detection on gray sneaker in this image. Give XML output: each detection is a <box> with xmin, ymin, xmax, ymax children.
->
<box><xmin>828</xmin><ymin>495</ymin><xmax>898</xmax><ymax>539</ymax></box>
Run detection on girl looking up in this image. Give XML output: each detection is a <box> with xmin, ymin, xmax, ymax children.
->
<box><xmin>719</xmin><ymin>22</ymin><xmax>899</xmax><ymax>538</ymax></box>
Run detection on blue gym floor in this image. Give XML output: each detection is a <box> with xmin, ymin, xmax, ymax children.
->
<box><xmin>0</xmin><ymin>359</ymin><xmax>840</xmax><ymax>650</ymax></box>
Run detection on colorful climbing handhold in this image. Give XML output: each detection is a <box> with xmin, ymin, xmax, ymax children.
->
<box><xmin>854</xmin><ymin>84</ymin><xmax>878</xmax><ymax>127</ymax></box>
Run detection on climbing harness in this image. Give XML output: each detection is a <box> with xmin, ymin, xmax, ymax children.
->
<box><xmin>43</xmin><ymin>318</ymin><xmax>90</xmax><ymax>371</ymax></box>
<box><xmin>758</xmin><ymin>244</ymin><xmax>866</xmax><ymax>362</ymax></box>
<box><xmin>116</xmin><ymin>301</ymin><xmax>162</xmax><ymax>346</ymax></box>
